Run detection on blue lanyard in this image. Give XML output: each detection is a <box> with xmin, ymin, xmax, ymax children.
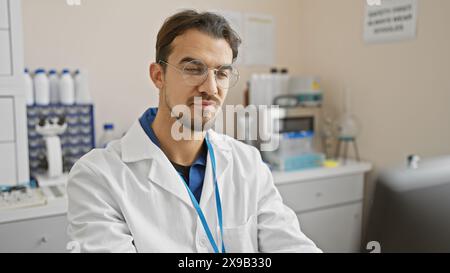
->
<box><xmin>178</xmin><ymin>137</ymin><xmax>226</xmax><ymax>253</ymax></box>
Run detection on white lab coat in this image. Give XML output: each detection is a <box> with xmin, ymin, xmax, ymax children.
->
<box><xmin>67</xmin><ymin>121</ymin><xmax>321</xmax><ymax>253</ymax></box>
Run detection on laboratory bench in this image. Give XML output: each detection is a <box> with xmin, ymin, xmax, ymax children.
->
<box><xmin>273</xmin><ymin>160</ymin><xmax>372</xmax><ymax>253</ymax></box>
<box><xmin>0</xmin><ymin>161</ymin><xmax>371</xmax><ymax>253</ymax></box>
<box><xmin>0</xmin><ymin>196</ymin><xmax>68</xmax><ymax>253</ymax></box>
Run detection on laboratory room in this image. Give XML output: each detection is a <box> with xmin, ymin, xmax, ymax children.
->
<box><xmin>0</xmin><ymin>0</ymin><xmax>449</xmax><ymax>254</ymax></box>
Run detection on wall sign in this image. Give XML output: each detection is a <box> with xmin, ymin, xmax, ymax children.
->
<box><xmin>364</xmin><ymin>0</ymin><xmax>418</xmax><ymax>43</ymax></box>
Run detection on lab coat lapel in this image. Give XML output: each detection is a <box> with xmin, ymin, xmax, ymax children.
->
<box><xmin>121</xmin><ymin>121</ymin><xmax>193</xmax><ymax>208</ymax></box>
<box><xmin>200</xmin><ymin>130</ymin><xmax>232</xmax><ymax>211</ymax></box>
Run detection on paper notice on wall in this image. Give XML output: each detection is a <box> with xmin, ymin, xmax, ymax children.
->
<box><xmin>364</xmin><ymin>0</ymin><xmax>418</xmax><ymax>43</ymax></box>
<box><xmin>244</xmin><ymin>13</ymin><xmax>275</xmax><ymax>66</ymax></box>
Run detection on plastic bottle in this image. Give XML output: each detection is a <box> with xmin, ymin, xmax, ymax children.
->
<box><xmin>59</xmin><ymin>69</ymin><xmax>75</xmax><ymax>105</ymax></box>
<box><xmin>24</xmin><ymin>68</ymin><xmax>34</xmax><ymax>106</ymax></box>
<box><xmin>98</xmin><ymin>123</ymin><xmax>116</xmax><ymax>148</ymax></box>
<box><xmin>280</xmin><ymin>68</ymin><xmax>290</xmax><ymax>95</ymax></box>
<box><xmin>270</xmin><ymin>68</ymin><xmax>280</xmax><ymax>105</ymax></box>
<box><xmin>48</xmin><ymin>69</ymin><xmax>60</xmax><ymax>105</ymax></box>
<box><xmin>34</xmin><ymin>68</ymin><xmax>50</xmax><ymax>106</ymax></box>
<box><xmin>74</xmin><ymin>69</ymin><xmax>92</xmax><ymax>104</ymax></box>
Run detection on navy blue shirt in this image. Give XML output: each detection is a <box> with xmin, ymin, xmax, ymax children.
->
<box><xmin>139</xmin><ymin>108</ymin><xmax>206</xmax><ymax>203</ymax></box>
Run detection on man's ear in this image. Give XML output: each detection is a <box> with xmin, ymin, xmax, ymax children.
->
<box><xmin>150</xmin><ymin>62</ymin><xmax>164</xmax><ymax>90</ymax></box>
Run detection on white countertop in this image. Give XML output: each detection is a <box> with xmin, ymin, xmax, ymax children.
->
<box><xmin>0</xmin><ymin>174</ymin><xmax>69</xmax><ymax>224</ymax></box>
<box><xmin>272</xmin><ymin>160</ymin><xmax>373</xmax><ymax>185</ymax></box>
<box><xmin>0</xmin><ymin>197</ymin><xmax>67</xmax><ymax>224</ymax></box>
<box><xmin>0</xmin><ymin>161</ymin><xmax>372</xmax><ymax>224</ymax></box>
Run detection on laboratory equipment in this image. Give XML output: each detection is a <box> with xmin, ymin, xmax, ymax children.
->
<box><xmin>262</xmin><ymin>131</ymin><xmax>325</xmax><ymax>171</ymax></box>
<box><xmin>34</xmin><ymin>68</ymin><xmax>50</xmax><ymax>106</ymax></box>
<box><xmin>263</xmin><ymin>152</ymin><xmax>325</xmax><ymax>172</ymax></box>
<box><xmin>271</xmin><ymin>106</ymin><xmax>323</xmax><ymax>152</ymax></box>
<box><xmin>35</xmin><ymin>115</ymin><xmax>68</xmax><ymax>178</ymax></box>
<box><xmin>320</xmin><ymin>115</ymin><xmax>336</xmax><ymax>159</ymax></box>
<box><xmin>335</xmin><ymin>88</ymin><xmax>360</xmax><ymax>162</ymax></box>
<box><xmin>249</xmin><ymin>68</ymin><xmax>290</xmax><ymax>106</ymax></box>
<box><xmin>273</xmin><ymin>76</ymin><xmax>323</xmax><ymax>107</ymax></box>
<box><xmin>27</xmin><ymin>104</ymin><xmax>96</xmax><ymax>175</ymax></box>
<box><xmin>253</xmin><ymin>106</ymin><xmax>325</xmax><ymax>171</ymax></box>
<box><xmin>0</xmin><ymin>187</ymin><xmax>47</xmax><ymax>210</ymax></box>
<box><xmin>24</xmin><ymin>68</ymin><xmax>34</xmax><ymax>106</ymax></box>
<box><xmin>98</xmin><ymin>123</ymin><xmax>117</xmax><ymax>148</ymax></box>
<box><xmin>0</xmin><ymin>181</ymin><xmax>67</xmax><ymax>211</ymax></box>
<box><xmin>74</xmin><ymin>69</ymin><xmax>92</xmax><ymax>104</ymax></box>
<box><xmin>275</xmin><ymin>131</ymin><xmax>315</xmax><ymax>157</ymax></box>
<box><xmin>367</xmin><ymin>154</ymin><xmax>450</xmax><ymax>252</ymax></box>
<box><xmin>48</xmin><ymin>69</ymin><xmax>60</xmax><ymax>104</ymax></box>
<box><xmin>59</xmin><ymin>69</ymin><xmax>75</xmax><ymax>105</ymax></box>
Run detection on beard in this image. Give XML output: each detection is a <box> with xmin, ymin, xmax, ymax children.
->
<box><xmin>166</xmin><ymin>94</ymin><xmax>220</xmax><ymax>132</ymax></box>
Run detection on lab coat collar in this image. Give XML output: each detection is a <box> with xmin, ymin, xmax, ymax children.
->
<box><xmin>121</xmin><ymin>121</ymin><xmax>232</xmax><ymax>209</ymax></box>
<box><xmin>121</xmin><ymin>121</ymin><xmax>231</xmax><ymax>161</ymax></box>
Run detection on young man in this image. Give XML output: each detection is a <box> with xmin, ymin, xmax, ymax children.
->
<box><xmin>67</xmin><ymin>10</ymin><xmax>321</xmax><ymax>253</ymax></box>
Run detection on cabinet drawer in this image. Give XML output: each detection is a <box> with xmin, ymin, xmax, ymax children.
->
<box><xmin>0</xmin><ymin>215</ymin><xmax>69</xmax><ymax>253</ymax></box>
<box><xmin>0</xmin><ymin>97</ymin><xmax>14</xmax><ymax>141</ymax></box>
<box><xmin>297</xmin><ymin>203</ymin><xmax>363</xmax><ymax>253</ymax></box>
<box><xmin>0</xmin><ymin>142</ymin><xmax>16</xmax><ymax>186</ymax></box>
<box><xmin>0</xmin><ymin>0</ymin><xmax>8</xmax><ymax>29</ymax></box>
<box><xmin>0</xmin><ymin>30</ymin><xmax>11</xmax><ymax>75</ymax></box>
<box><xmin>277</xmin><ymin>174</ymin><xmax>364</xmax><ymax>212</ymax></box>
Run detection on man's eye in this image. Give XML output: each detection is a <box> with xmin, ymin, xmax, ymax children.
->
<box><xmin>185</xmin><ymin>67</ymin><xmax>205</xmax><ymax>75</ymax></box>
<box><xmin>217</xmin><ymin>70</ymin><xmax>230</xmax><ymax>79</ymax></box>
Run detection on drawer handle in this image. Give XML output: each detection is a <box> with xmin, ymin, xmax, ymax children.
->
<box><xmin>315</xmin><ymin>192</ymin><xmax>323</xmax><ymax>198</ymax></box>
<box><xmin>40</xmin><ymin>236</ymin><xmax>48</xmax><ymax>244</ymax></box>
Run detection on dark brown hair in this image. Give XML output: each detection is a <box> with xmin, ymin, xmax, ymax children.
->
<box><xmin>156</xmin><ymin>10</ymin><xmax>241</xmax><ymax>69</ymax></box>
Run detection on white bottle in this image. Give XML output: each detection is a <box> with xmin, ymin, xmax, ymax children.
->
<box><xmin>74</xmin><ymin>69</ymin><xmax>92</xmax><ymax>104</ymax></box>
<box><xmin>270</xmin><ymin>68</ymin><xmax>280</xmax><ymax>105</ymax></box>
<box><xmin>34</xmin><ymin>68</ymin><xmax>50</xmax><ymax>106</ymax></box>
<box><xmin>48</xmin><ymin>70</ymin><xmax>60</xmax><ymax>105</ymax></box>
<box><xmin>59</xmin><ymin>69</ymin><xmax>75</xmax><ymax>105</ymax></box>
<box><xmin>98</xmin><ymin>123</ymin><xmax>116</xmax><ymax>148</ymax></box>
<box><xmin>280</xmin><ymin>68</ymin><xmax>290</xmax><ymax>95</ymax></box>
<box><xmin>24</xmin><ymin>68</ymin><xmax>34</xmax><ymax>106</ymax></box>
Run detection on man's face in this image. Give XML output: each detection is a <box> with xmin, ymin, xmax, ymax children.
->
<box><xmin>160</xmin><ymin>29</ymin><xmax>234</xmax><ymax>132</ymax></box>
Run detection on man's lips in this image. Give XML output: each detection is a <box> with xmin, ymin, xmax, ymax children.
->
<box><xmin>201</xmin><ymin>101</ymin><xmax>216</xmax><ymax>106</ymax></box>
<box><xmin>192</xmin><ymin>100</ymin><xmax>217</xmax><ymax>107</ymax></box>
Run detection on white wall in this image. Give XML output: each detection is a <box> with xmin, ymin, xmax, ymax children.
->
<box><xmin>22</xmin><ymin>0</ymin><xmax>304</xmax><ymax>139</ymax></box>
<box><xmin>297</xmin><ymin>0</ymin><xmax>450</xmax><ymax>169</ymax></box>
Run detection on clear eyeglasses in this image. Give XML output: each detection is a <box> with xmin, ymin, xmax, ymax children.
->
<box><xmin>159</xmin><ymin>59</ymin><xmax>239</xmax><ymax>89</ymax></box>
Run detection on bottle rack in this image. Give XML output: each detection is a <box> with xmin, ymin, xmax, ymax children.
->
<box><xmin>27</xmin><ymin>104</ymin><xmax>96</xmax><ymax>175</ymax></box>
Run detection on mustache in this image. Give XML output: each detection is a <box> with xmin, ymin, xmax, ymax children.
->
<box><xmin>187</xmin><ymin>95</ymin><xmax>221</xmax><ymax>106</ymax></box>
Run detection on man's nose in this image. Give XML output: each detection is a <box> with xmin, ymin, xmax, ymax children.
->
<box><xmin>198</xmin><ymin>70</ymin><xmax>218</xmax><ymax>95</ymax></box>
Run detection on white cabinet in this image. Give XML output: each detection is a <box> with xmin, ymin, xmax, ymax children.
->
<box><xmin>0</xmin><ymin>0</ymin><xmax>28</xmax><ymax>187</ymax></box>
<box><xmin>273</xmin><ymin>161</ymin><xmax>372</xmax><ymax>253</ymax></box>
<box><xmin>0</xmin><ymin>142</ymin><xmax>17</xmax><ymax>185</ymax></box>
<box><xmin>0</xmin><ymin>97</ymin><xmax>15</xmax><ymax>141</ymax></box>
<box><xmin>297</xmin><ymin>203</ymin><xmax>363</xmax><ymax>253</ymax></box>
<box><xmin>277</xmin><ymin>174</ymin><xmax>364</xmax><ymax>212</ymax></box>
<box><xmin>0</xmin><ymin>30</ymin><xmax>11</xmax><ymax>75</ymax></box>
<box><xmin>0</xmin><ymin>215</ymin><xmax>69</xmax><ymax>253</ymax></box>
<box><xmin>0</xmin><ymin>0</ymin><xmax>24</xmax><ymax>87</ymax></box>
<box><xmin>0</xmin><ymin>0</ymin><xmax>9</xmax><ymax>29</ymax></box>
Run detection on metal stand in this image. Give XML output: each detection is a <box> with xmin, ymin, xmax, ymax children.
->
<box><xmin>335</xmin><ymin>137</ymin><xmax>360</xmax><ymax>164</ymax></box>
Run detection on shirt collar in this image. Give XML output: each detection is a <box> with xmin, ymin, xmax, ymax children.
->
<box><xmin>139</xmin><ymin>107</ymin><xmax>207</xmax><ymax>166</ymax></box>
